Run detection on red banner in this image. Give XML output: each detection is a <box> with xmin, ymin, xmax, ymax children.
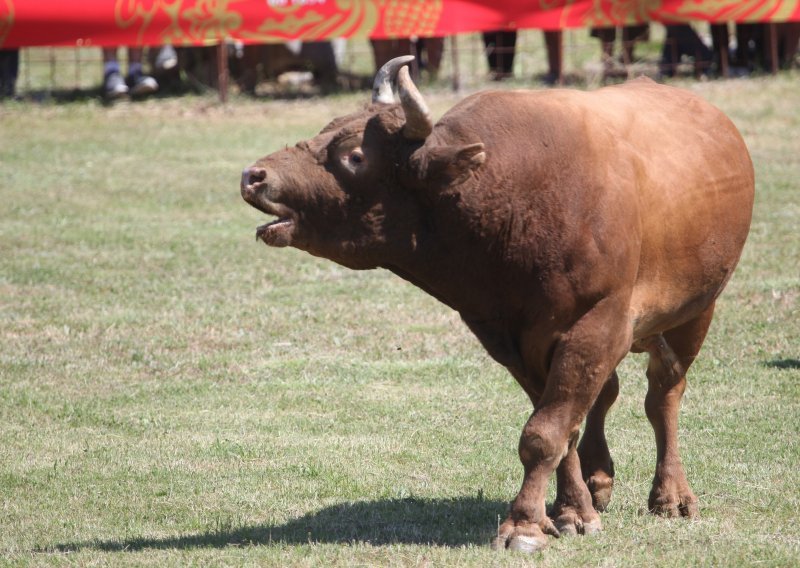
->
<box><xmin>2</xmin><ymin>1</ymin><xmax>800</xmax><ymax>49</ymax></box>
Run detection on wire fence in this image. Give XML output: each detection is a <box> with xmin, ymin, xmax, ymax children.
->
<box><xmin>8</xmin><ymin>24</ymin><xmax>797</xmax><ymax>101</ymax></box>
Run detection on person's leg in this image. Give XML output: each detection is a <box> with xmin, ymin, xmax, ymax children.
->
<box><xmin>127</xmin><ymin>47</ymin><xmax>143</xmax><ymax>77</ymax></box>
<box><xmin>592</xmin><ymin>27</ymin><xmax>616</xmax><ymax>70</ymax></box>
<box><xmin>497</xmin><ymin>31</ymin><xmax>517</xmax><ymax>77</ymax></box>
<box><xmin>543</xmin><ymin>30</ymin><xmax>563</xmax><ymax>85</ymax></box>
<box><xmin>621</xmin><ymin>25</ymin><xmax>648</xmax><ymax>65</ymax></box>
<box><xmin>483</xmin><ymin>31</ymin><xmax>516</xmax><ymax>79</ymax></box>
<box><xmin>103</xmin><ymin>47</ymin><xmax>128</xmax><ymax>98</ymax></box>
<box><xmin>0</xmin><ymin>50</ymin><xmax>19</xmax><ymax>98</ymax></box>
<box><xmin>126</xmin><ymin>47</ymin><xmax>158</xmax><ymax>96</ymax></box>
<box><xmin>423</xmin><ymin>37</ymin><xmax>444</xmax><ymax>80</ymax></box>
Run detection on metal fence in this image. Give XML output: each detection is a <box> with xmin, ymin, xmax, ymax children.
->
<box><xmin>7</xmin><ymin>24</ymin><xmax>795</xmax><ymax>101</ymax></box>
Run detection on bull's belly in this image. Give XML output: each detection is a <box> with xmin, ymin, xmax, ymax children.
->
<box><xmin>628</xmin><ymin>268</ymin><xmax>730</xmax><ymax>344</ymax></box>
<box><xmin>627</xmin><ymin>197</ymin><xmax>750</xmax><ymax>343</ymax></box>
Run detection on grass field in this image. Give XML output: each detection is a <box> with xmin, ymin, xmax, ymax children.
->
<box><xmin>1</xmin><ymin>73</ymin><xmax>798</xmax><ymax>567</ymax></box>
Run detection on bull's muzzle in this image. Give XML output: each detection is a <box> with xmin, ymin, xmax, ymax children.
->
<box><xmin>240</xmin><ymin>166</ymin><xmax>268</xmax><ymax>201</ymax></box>
<box><xmin>240</xmin><ymin>165</ymin><xmax>296</xmax><ymax>248</ymax></box>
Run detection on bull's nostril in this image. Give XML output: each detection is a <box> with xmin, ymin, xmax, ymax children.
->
<box><xmin>241</xmin><ymin>167</ymin><xmax>267</xmax><ymax>193</ymax></box>
<box><xmin>247</xmin><ymin>167</ymin><xmax>267</xmax><ymax>186</ymax></box>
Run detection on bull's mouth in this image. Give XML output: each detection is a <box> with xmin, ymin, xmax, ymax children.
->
<box><xmin>244</xmin><ymin>191</ymin><xmax>297</xmax><ymax>248</ymax></box>
<box><xmin>241</xmin><ymin>167</ymin><xmax>299</xmax><ymax>248</ymax></box>
<box><xmin>255</xmin><ymin>217</ymin><xmax>295</xmax><ymax>247</ymax></box>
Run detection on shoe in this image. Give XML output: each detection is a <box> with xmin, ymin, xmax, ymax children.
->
<box><xmin>155</xmin><ymin>46</ymin><xmax>178</xmax><ymax>71</ymax></box>
<box><xmin>490</xmin><ymin>71</ymin><xmax>513</xmax><ymax>81</ymax></box>
<box><xmin>104</xmin><ymin>70</ymin><xmax>129</xmax><ymax>99</ymax></box>
<box><xmin>128</xmin><ymin>71</ymin><xmax>158</xmax><ymax>96</ymax></box>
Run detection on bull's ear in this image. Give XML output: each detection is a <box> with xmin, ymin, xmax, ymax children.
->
<box><xmin>409</xmin><ymin>142</ymin><xmax>486</xmax><ymax>186</ymax></box>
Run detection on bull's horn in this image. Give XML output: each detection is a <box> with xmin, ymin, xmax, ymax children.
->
<box><xmin>372</xmin><ymin>55</ymin><xmax>415</xmax><ymax>104</ymax></box>
<box><xmin>397</xmin><ymin>65</ymin><xmax>433</xmax><ymax>140</ymax></box>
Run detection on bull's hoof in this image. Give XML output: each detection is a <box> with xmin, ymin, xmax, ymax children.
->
<box><xmin>552</xmin><ymin>505</ymin><xmax>603</xmax><ymax>536</ymax></box>
<box><xmin>491</xmin><ymin>532</ymin><xmax>549</xmax><ymax>553</ymax></box>
<box><xmin>649</xmin><ymin>498</ymin><xmax>699</xmax><ymax>519</ymax></box>
<box><xmin>649</xmin><ymin>486</ymin><xmax>699</xmax><ymax>519</ymax></box>
<box><xmin>586</xmin><ymin>474</ymin><xmax>614</xmax><ymax>512</ymax></box>
<box><xmin>491</xmin><ymin>517</ymin><xmax>558</xmax><ymax>553</ymax></box>
<box><xmin>555</xmin><ymin>516</ymin><xmax>602</xmax><ymax>536</ymax></box>
<box><xmin>507</xmin><ymin>534</ymin><xmax>549</xmax><ymax>553</ymax></box>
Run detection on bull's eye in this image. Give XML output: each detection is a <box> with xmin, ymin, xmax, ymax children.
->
<box><xmin>349</xmin><ymin>150</ymin><xmax>364</xmax><ymax>165</ymax></box>
<box><xmin>338</xmin><ymin>147</ymin><xmax>366</xmax><ymax>175</ymax></box>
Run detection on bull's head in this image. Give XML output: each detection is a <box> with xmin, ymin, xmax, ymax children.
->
<box><xmin>240</xmin><ymin>56</ymin><xmax>486</xmax><ymax>270</ymax></box>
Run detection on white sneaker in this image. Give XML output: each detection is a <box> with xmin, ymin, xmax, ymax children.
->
<box><xmin>128</xmin><ymin>72</ymin><xmax>158</xmax><ymax>96</ymax></box>
<box><xmin>104</xmin><ymin>71</ymin><xmax>129</xmax><ymax>99</ymax></box>
<box><xmin>155</xmin><ymin>46</ymin><xmax>178</xmax><ymax>71</ymax></box>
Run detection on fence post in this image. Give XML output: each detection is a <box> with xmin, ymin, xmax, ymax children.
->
<box><xmin>450</xmin><ymin>34</ymin><xmax>460</xmax><ymax>92</ymax></box>
<box><xmin>217</xmin><ymin>42</ymin><xmax>229</xmax><ymax>103</ymax></box>
<box><xmin>765</xmin><ymin>23</ymin><xmax>779</xmax><ymax>74</ymax></box>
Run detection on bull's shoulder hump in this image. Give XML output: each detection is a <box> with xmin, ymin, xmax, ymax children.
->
<box><xmin>443</xmin><ymin>88</ymin><xmax>584</xmax><ymax>120</ymax></box>
<box><xmin>438</xmin><ymin>82</ymin><xmax>730</xmax><ymax>139</ymax></box>
<box><xmin>452</xmin><ymin>80</ymin><xmax>702</xmax><ymax>109</ymax></box>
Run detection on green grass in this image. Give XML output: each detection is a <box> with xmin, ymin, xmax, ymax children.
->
<box><xmin>1</xmin><ymin>74</ymin><xmax>799</xmax><ymax>567</ymax></box>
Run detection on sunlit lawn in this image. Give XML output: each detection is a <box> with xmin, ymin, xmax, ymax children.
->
<box><xmin>0</xmin><ymin>72</ymin><xmax>798</xmax><ymax>566</ymax></box>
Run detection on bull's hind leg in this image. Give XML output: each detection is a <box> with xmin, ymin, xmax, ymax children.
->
<box><xmin>492</xmin><ymin>297</ymin><xmax>632</xmax><ymax>552</ymax></box>
<box><xmin>577</xmin><ymin>372</ymin><xmax>619</xmax><ymax>512</ymax></box>
<box><xmin>550</xmin><ymin>429</ymin><xmax>603</xmax><ymax>536</ymax></box>
<box><xmin>644</xmin><ymin>302</ymin><xmax>715</xmax><ymax>518</ymax></box>
<box><xmin>550</xmin><ymin>370</ymin><xmax>620</xmax><ymax>534</ymax></box>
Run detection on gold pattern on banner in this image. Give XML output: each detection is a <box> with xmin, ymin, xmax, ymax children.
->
<box><xmin>243</xmin><ymin>0</ymin><xmax>379</xmax><ymax>42</ymax></box>
<box><xmin>182</xmin><ymin>0</ymin><xmax>242</xmax><ymax>43</ymax></box>
<box><xmin>584</xmin><ymin>0</ymin><xmax>664</xmax><ymax>28</ymax></box>
<box><xmin>0</xmin><ymin>0</ymin><xmax>13</xmax><ymax>48</ymax></box>
<box><xmin>253</xmin><ymin>11</ymin><xmax>325</xmax><ymax>36</ymax></box>
<box><xmin>383</xmin><ymin>0</ymin><xmax>443</xmax><ymax>38</ymax></box>
<box><xmin>115</xmin><ymin>0</ymin><xmax>382</xmax><ymax>45</ymax></box>
<box><xmin>116</xmin><ymin>0</ymin><xmax>165</xmax><ymax>44</ymax></box>
<box><xmin>116</xmin><ymin>0</ymin><xmax>244</xmax><ymax>46</ymax></box>
<box><xmin>672</xmin><ymin>0</ymin><xmax>800</xmax><ymax>22</ymax></box>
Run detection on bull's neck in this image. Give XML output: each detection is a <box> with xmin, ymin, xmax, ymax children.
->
<box><xmin>381</xmin><ymin>215</ymin><xmax>512</xmax><ymax>320</ymax></box>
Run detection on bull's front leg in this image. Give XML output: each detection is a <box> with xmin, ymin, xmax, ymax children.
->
<box><xmin>492</xmin><ymin>298</ymin><xmax>632</xmax><ymax>553</ymax></box>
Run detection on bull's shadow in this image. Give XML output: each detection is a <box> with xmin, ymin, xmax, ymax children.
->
<box><xmin>51</xmin><ymin>496</ymin><xmax>507</xmax><ymax>552</ymax></box>
<box><xmin>763</xmin><ymin>358</ymin><xmax>800</xmax><ymax>370</ymax></box>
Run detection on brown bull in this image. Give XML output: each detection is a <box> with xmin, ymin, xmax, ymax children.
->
<box><xmin>240</xmin><ymin>56</ymin><xmax>754</xmax><ymax>552</ymax></box>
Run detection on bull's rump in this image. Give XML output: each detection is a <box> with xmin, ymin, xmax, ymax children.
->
<box><xmin>595</xmin><ymin>80</ymin><xmax>755</xmax><ymax>334</ymax></box>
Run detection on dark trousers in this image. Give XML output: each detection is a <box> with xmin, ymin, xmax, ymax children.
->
<box><xmin>483</xmin><ymin>31</ymin><xmax>517</xmax><ymax>75</ymax></box>
<box><xmin>0</xmin><ymin>49</ymin><xmax>19</xmax><ymax>98</ymax></box>
<box><xmin>660</xmin><ymin>25</ymin><xmax>712</xmax><ymax>76</ymax></box>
